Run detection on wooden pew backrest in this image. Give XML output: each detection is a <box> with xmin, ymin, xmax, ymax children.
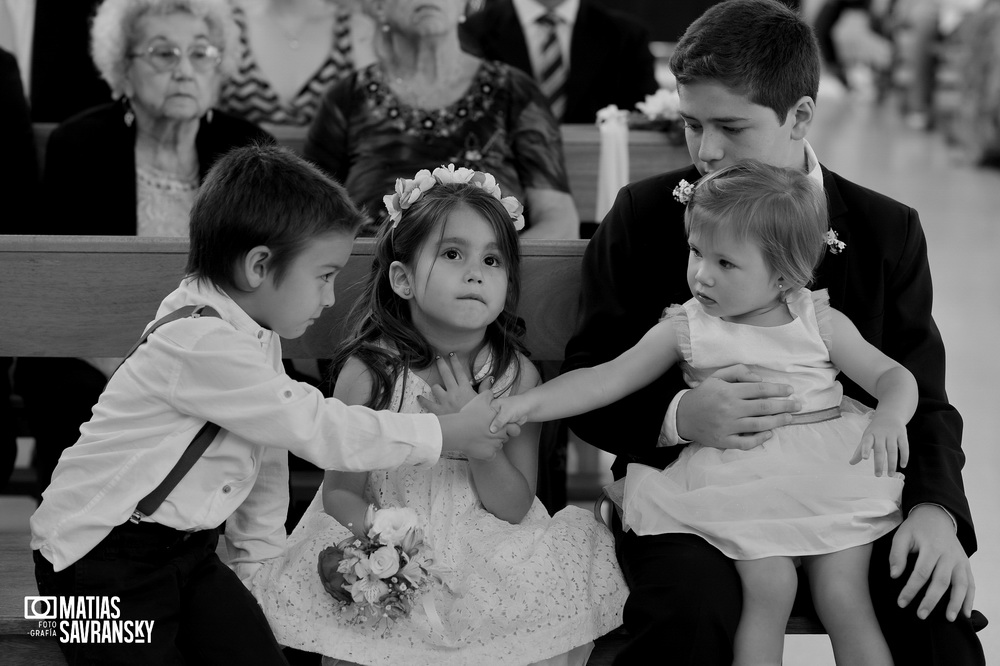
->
<box><xmin>0</xmin><ymin>236</ymin><xmax>586</xmax><ymax>361</ymax></box>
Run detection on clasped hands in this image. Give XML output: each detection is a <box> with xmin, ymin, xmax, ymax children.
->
<box><xmin>418</xmin><ymin>354</ymin><xmax>519</xmax><ymax>461</ymax></box>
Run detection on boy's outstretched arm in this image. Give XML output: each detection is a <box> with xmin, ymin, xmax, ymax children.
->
<box><xmin>491</xmin><ymin>319</ymin><xmax>680</xmax><ymax>431</ymax></box>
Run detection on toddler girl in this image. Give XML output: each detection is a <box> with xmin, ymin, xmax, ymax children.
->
<box><xmin>491</xmin><ymin>160</ymin><xmax>917</xmax><ymax>666</ymax></box>
<box><xmin>251</xmin><ymin>165</ymin><xmax>627</xmax><ymax>666</ymax></box>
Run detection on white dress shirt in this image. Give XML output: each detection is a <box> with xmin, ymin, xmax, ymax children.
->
<box><xmin>31</xmin><ymin>277</ymin><xmax>442</xmax><ymax>579</ymax></box>
<box><xmin>511</xmin><ymin>0</ymin><xmax>579</xmax><ymax>81</ymax></box>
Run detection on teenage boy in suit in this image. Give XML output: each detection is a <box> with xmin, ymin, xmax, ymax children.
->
<box><xmin>462</xmin><ymin>0</ymin><xmax>658</xmax><ymax>124</ymax></box>
<box><xmin>561</xmin><ymin>0</ymin><xmax>986</xmax><ymax>664</ymax></box>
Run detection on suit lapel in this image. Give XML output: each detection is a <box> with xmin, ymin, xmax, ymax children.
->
<box><xmin>815</xmin><ymin>166</ymin><xmax>851</xmax><ymax>308</ymax></box>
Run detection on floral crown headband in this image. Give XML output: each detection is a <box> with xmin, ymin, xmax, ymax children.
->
<box><xmin>672</xmin><ymin>178</ymin><xmax>846</xmax><ymax>255</ymax></box>
<box><xmin>383</xmin><ymin>164</ymin><xmax>525</xmax><ymax>231</ymax></box>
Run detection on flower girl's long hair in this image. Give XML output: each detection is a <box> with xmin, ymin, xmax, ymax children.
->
<box><xmin>328</xmin><ymin>183</ymin><xmax>527</xmax><ymax>409</ymax></box>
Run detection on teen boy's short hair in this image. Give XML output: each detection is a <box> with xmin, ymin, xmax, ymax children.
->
<box><xmin>669</xmin><ymin>0</ymin><xmax>820</xmax><ymax>122</ymax></box>
<box><xmin>187</xmin><ymin>144</ymin><xmax>368</xmax><ymax>292</ymax></box>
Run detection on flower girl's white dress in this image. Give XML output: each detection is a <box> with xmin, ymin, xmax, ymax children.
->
<box><xmin>618</xmin><ymin>288</ymin><xmax>904</xmax><ymax>559</ymax></box>
<box><xmin>251</xmin><ymin>353</ymin><xmax>627</xmax><ymax>666</ymax></box>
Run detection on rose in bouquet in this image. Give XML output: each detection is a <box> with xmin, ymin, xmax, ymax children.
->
<box><xmin>317</xmin><ymin>507</ymin><xmax>443</xmax><ymax>633</ymax></box>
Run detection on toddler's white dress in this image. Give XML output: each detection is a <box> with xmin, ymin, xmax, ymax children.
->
<box><xmin>620</xmin><ymin>288</ymin><xmax>904</xmax><ymax>560</ymax></box>
<box><xmin>251</xmin><ymin>354</ymin><xmax>627</xmax><ymax>666</ymax></box>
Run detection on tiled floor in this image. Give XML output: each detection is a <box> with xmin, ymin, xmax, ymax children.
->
<box><xmin>3</xmin><ymin>84</ymin><xmax>998</xmax><ymax>664</ymax></box>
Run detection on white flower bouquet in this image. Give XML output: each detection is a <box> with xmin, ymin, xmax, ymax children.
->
<box><xmin>318</xmin><ymin>507</ymin><xmax>444</xmax><ymax>633</ymax></box>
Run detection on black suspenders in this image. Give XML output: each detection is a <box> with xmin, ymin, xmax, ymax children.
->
<box><xmin>115</xmin><ymin>305</ymin><xmax>224</xmax><ymax>525</ymax></box>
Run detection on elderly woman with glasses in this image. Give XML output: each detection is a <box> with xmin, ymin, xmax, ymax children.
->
<box><xmin>39</xmin><ymin>0</ymin><xmax>273</xmax><ymax>237</ymax></box>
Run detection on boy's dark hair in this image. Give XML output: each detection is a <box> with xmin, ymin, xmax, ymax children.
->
<box><xmin>186</xmin><ymin>143</ymin><xmax>368</xmax><ymax>292</ymax></box>
<box><xmin>669</xmin><ymin>0</ymin><xmax>820</xmax><ymax>123</ymax></box>
<box><xmin>329</xmin><ymin>183</ymin><xmax>527</xmax><ymax>409</ymax></box>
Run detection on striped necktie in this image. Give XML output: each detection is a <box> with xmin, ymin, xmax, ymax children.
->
<box><xmin>536</xmin><ymin>12</ymin><xmax>567</xmax><ymax>121</ymax></box>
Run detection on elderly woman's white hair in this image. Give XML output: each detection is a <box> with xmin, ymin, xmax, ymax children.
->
<box><xmin>91</xmin><ymin>0</ymin><xmax>240</xmax><ymax>98</ymax></box>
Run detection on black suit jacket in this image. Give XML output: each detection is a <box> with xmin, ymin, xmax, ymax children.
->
<box><xmin>563</xmin><ymin>164</ymin><xmax>977</xmax><ymax>556</ymax></box>
<box><xmin>462</xmin><ymin>0</ymin><xmax>658</xmax><ymax>124</ymax></box>
<box><xmin>29</xmin><ymin>0</ymin><xmax>111</xmax><ymax>122</ymax></box>
<box><xmin>40</xmin><ymin>101</ymin><xmax>274</xmax><ymax>235</ymax></box>
<box><xmin>1</xmin><ymin>48</ymin><xmax>38</xmax><ymax>232</ymax></box>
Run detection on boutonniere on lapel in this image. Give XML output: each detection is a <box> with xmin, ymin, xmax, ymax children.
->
<box><xmin>673</xmin><ymin>179</ymin><xmax>694</xmax><ymax>204</ymax></box>
<box><xmin>823</xmin><ymin>229</ymin><xmax>846</xmax><ymax>255</ymax></box>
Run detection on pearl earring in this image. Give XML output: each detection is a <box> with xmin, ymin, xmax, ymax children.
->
<box><xmin>123</xmin><ymin>98</ymin><xmax>135</xmax><ymax>127</ymax></box>
<box><xmin>403</xmin><ymin>287</ymin><xmax>411</xmax><ymax>296</ymax></box>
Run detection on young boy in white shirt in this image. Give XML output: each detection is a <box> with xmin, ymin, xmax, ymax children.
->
<box><xmin>30</xmin><ymin>144</ymin><xmax>509</xmax><ymax>665</ymax></box>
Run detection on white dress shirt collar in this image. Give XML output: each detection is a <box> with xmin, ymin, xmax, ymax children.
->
<box><xmin>157</xmin><ymin>276</ymin><xmax>274</xmax><ymax>346</ymax></box>
<box><xmin>512</xmin><ymin>0</ymin><xmax>580</xmax><ymax>27</ymax></box>
<box><xmin>804</xmin><ymin>139</ymin><xmax>823</xmax><ymax>186</ymax></box>
<box><xmin>511</xmin><ymin>0</ymin><xmax>580</xmax><ymax>77</ymax></box>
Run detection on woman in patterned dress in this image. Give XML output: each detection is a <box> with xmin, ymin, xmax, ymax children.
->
<box><xmin>303</xmin><ymin>0</ymin><xmax>580</xmax><ymax>238</ymax></box>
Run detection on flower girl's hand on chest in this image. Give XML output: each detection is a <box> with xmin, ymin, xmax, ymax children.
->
<box><xmin>417</xmin><ymin>354</ymin><xmax>478</xmax><ymax>415</ymax></box>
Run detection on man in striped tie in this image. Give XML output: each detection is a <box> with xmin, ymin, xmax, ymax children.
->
<box><xmin>463</xmin><ymin>0</ymin><xmax>657</xmax><ymax>125</ymax></box>
<box><xmin>534</xmin><ymin>7</ymin><xmax>569</xmax><ymax>120</ymax></box>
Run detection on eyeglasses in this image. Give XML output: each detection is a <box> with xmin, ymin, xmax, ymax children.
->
<box><xmin>129</xmin><ymin>43</ymin><xmax>222</xmax><ymax>73</ymax></box>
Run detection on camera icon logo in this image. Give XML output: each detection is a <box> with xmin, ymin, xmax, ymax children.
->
<box><xmin>24</xmin><ymin>596</ymin><xmax>58</xmax><ymax>620</ymax></box>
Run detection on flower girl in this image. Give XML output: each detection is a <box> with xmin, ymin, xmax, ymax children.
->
<box><xmin>491</xmin><ymin>161</ymin><xmax>917</xmax><ymax>666</ymax></box>
<box><xmin>250</xmin><ymin>166</ymin><xmax>626</xmax><ymax>665</ymax></box>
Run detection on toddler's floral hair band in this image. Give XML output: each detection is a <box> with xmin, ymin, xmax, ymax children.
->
<box><xmin>383</xmin><ymin>164</ymin><xmax>525</xmax><ymax>231</ymax></box>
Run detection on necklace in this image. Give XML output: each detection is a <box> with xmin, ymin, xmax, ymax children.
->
<box><xmin>270</xmin><ymin>5</ymin><xmax>335</xmax><ymax>51</ymax></box>
<box><xmin>277</xmin><ymin>19</ymin><xmax>307</xmax><ymax>50</ymax></box>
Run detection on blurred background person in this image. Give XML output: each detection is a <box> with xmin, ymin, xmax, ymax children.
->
<box><xmin>218</xmin><ymin>0</ymin><xmax>377</xmax><ymax>126</ymax></box>
<box><xmin>461</xmin><ymin>0</ymin><xmax>658</xmax><ymax>123</ymax></box>
<box><xmin>40</xmin><ymin>0</ymin><xmax>272</xmax><ymax>236</ymax></box>
<box><xmin>0</xmin><ymin>47</ymin><xmax>36</xmax><ymax>493</ymax></box>
<box><xmin>0</xmin><ymin>0</ymin><xmax>111</xmax><ymax>122</ymax></box>
<box><xmin>0</xmin><ymin>46</ymin><xmax>38</xmax><ymax>229</ymax></box>
<box><xmin>304</xmin><ymin>0</ymin><xmax>579</xmax><ymax>239</ymax></box>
